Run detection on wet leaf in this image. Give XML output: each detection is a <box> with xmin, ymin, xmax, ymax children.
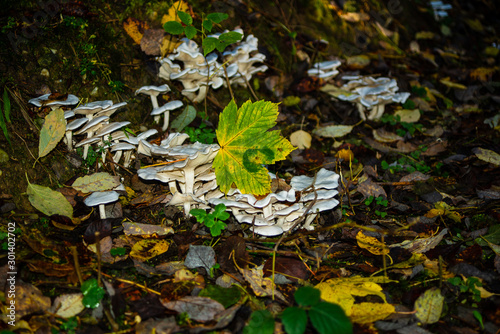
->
<box><xmin>472</xmin><ymin>147</ymin><xmax>500</xmax><ymax>166</ymax></box>
<box><xmin>414</xmin><ymin>287</ymin><xmax>444</xmax><ymax>324</ymax></box>
<box><xmin>163</xmin><ymin>296</ymin><xmax>224</xmax><ymax>322</ymax></box>
<box><xmin>281</xmin><ymin>307</ymin><xmax>308</xmax><ymax>334</ymax></box>
<box><xmin>123</xmin><ymin>222</ymin><xmax>174</xmax><ymax>237</ymax></box>
<box><xmin>309</xmin><ymin>302</ymin><xmax>353</xmax><ymax>333</ymax></box>
<box><xmin>198</xmin><ymin>285</ymin><xmax>241</xmax><ymax>308</ymax></box>
<box><xmin>38</xmin><ymin>108</ymin><xmax>66</xmax><ymax>158</ymax></box>
<box><xmin>161</xmin><ymin>0</ymin><xmax>189</xmax><ymax>25</ymax></box>
<box><xmin>184</xmin><ymin>245</ymin><xmax>216</xmax><ymax>273</ymax></box>
<box><xmin>350</xmin><ymin>302</ymin><xmax>395</xmax><ymax>324</ymax></box>
<box><xmin>81</xmin><ymin>278</ymin><xmax>105</xmax><ymax>309</ymax></box>
<box><xmin>373</xmin><ymin>128</ymin><xmax>403</xmax><ymax>143</ymax></box>
<box><xmin>130</xmin><ymin>239</ymin><xmax>170</xmax><ymax>261</ymax></box>
<box><xmin>27</xmin><ymin>182</ymin><xmax>73</xmax><ymax>218</ymax></box>
<box><xmin>123</xmin><ymin>17</ymin><xmax>149</xmax><ymax>44</ymax></box>
<box><xmin>394</xmin><ymin>109</ymin><xmax>421</xmax><ymax>123</ymax></box>
<box><xmin>53</xmin><ymin>293</ymin><xmax>85</xmax><ymax>318</ymax></box>
<box><xmin>356</xmin><ymin>231</ymin><xmax>389</xmax><ymax>256</ymax></box>
<box><xmin>244</xmin><ymin>309</ymin><xmax>275</xmax><ymax>334</ymax></box>
<box><xmin>240</xmin><ymin>267</ymin><xmax>286</xmax><ymax>302</ymax></box>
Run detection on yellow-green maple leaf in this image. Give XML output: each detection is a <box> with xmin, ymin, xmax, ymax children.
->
<box><xmin>213</xmin><ymin>100</ymin><xmax>295</xmax><ymax>195</ymax></box>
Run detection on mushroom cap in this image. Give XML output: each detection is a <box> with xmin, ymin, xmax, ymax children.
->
<box><xmin>74</xmin><ymin>100</ymin><xmax>113</xmax><ymax>115</ymax></box>
<box><xmin>110</xmin><ymin>131</ymin><xmax>139</xmax><ymax>145</ymax></box>
<box><xmin>95</xmin><ymin>121</ymin><xmax>131</xmax><ymax>137</ymax></box>
<box><xmin>84</xmin><ymin>191</ymin><xmax>120</xmax><ymax>207</ymax></box>
<box><xmin>150</xmin><ymin>100</ymin><xmax>183</xmax><ymax>116</ymax></box>
<box><xmin>111</xmin><ymin>142</ymin><xmax>136</xmax><ymax>152</ymax></box>
<box><xmin>74</xmin><ymin>115</ymin><xmax>110</xmax><ymax>135</ymax></box>
<box><xmin>311</xmin><ymin>60</ymin><xmax>341</xmax><ymax>70</ymax></box>
<box><xmin>28</xmin><ymin>93</ymin><xmax>79</xmax><ymax>108</ymax></box>
<box><xmin>64</xmin><ymin>110</ymin><xmax>75</xmax><ymax>119</ymax></box>
<box><xmin>291</xmin><ymin>168</ymin><xmax>340</xmax><ymax>191</ymax></box>
<box><xmin>137</xmin><ymin>129</ymin><xmax>158</xmax><ymax>140</ymax></box>
<box><xmin>135</xmin><ymin>84</ymin><xmax>170</xmax><ymax>96</ymax></box>
<box><xmin>160</xmin><ymin>132</ymin><xmax>190</xmax><ymax>148</ymax></box>
<box><xmin>95</xmin><ymin>101</ymin><xmax>128</xmax><ymax>117</ymax></box>
<box><xmin>66</xmin><ymin>117</ymin><xmax>89</xmax><ymax>131</ymax></box>
<box><xmin>75</xmin><ymin>136</ymin><xmax>102</xmax><ymax>148</ymax></box>
<box><xmin>249</xmin><ymin>225</ymin><xmax>284</xmax><ymax>236</ymax></box>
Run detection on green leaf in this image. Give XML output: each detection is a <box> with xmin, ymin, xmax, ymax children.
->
<box><xmin>163</xmin><ymin>21</ymin><xmax>184</xmax><ymax>35</ymax></box>
<box><xmin>198</xmin><ymin>285</ymin><xmax>241</xmax><ymax>308</ymax></box>
<box><xmin>177</xmin><ymin>11</ymin><xmax>192</xmax><ymax>25</ymax></box>
<box><xmin>243</xmin><ymin>309</ymin><xmax>275</xmax><ymax>334</ymax></box>
<box><xmin>171</xmin><ymin>105</ymin><xmax>197</xmax><ymax>132</ymax></box>
<box><xmin>206</xmin><ymin>12</ymin><xmax>228</xmax><ymax>24</ymax></box>
<box><xmin>213</xmin><ymin>100</ymin><xmax>295</xmax><ymax>195</ymax></box>
<box><xmin>202</xmin><ymin>36</ymin><xmax>218</xmax><ymax>56</ymax></box>
<box><xmin>309</xmin><ymin>302</ymin><xmax>352</xmax><ymax>334</ymax></box>
<box><xmin>294</xmin><ymin>286</ymin><xmax>321</xmax><ymax>307</ymax></box>
<box><xmin>281</xmin><ymin>307</ymin><xmax>308</xmax><ymax>334</ymax></box>
<box><xmin>110</xmin><ymin>247</ymin><xmax>127</xmax><ymax>256</ymax></box>
<box><xmin>190</xmin><ymin>208</ymin><xmax>207</xmax><ymax>222</ymax></box>
<box><xmin>38</xmin><ymin>108</ymin><xmax>66</xmax><ymax>158</ymax></box>
<box><xmin>213</xmin><ymin>203</ymin><xmax>229</xmax><ymax>220</ymax></box>
<box><xmin>0</xmin><ymin>102</ymin><xmax>11</xmax><ymax>147</ymax></box>
<box><xmin>81</xmin><ymin>278</ymin><xmax>105</xmax><ymax>309</ymax></box>
<box><xmin>3</xmin><ymin>89</ymin><xmax>11</xmax><ymax>123</ymax></box>
<box><xmin>184</xmin><ymin>25</ymin><xmax>197</xmax><ymax>40</ymax></box>
<box><xmin>27</xmin><ymin>182</ymin><xmax>73</xmax><ymax>218</ymax></box>
<box><xmin>219</xmin><ymin>31</ymin><xmax>243</xmax><ymax>44</ymax></box>
<box><xmin>209</xmin><ymin>220</ymin><xmax>226</xmax><ymax>236</ymax></box>
<box><xmin>202</xmin><ymin>19</ymin><xmax>213</xmax><ymax>32</ymax></box>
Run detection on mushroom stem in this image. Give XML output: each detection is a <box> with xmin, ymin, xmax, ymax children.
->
<box><xmin>98</xmin><ymin>204</ymin><xmax>107</xmax><ymax>220</ymax></box>
<box><xmin>65</xmin><ymin>131</ymin><xmax>73</xmax><ymax>151</ymax></box>
<box><xmin>356</xmin><ymin>103</ymin><xmax>367</xmax><ymax>121</ymax></box>
<box><xmin>162</xmin><ymin>111</ymin><xmax>170</xmax><ymax>131</ymax></box>
<box><xmin>183</xmin><ymin>168</ymin><xmax>196</xmax><ymax>215</ymax></box>
<box><xmin>150</xmin><ymin>96</ymin><xmax>161</xmax><ymax>123</ymax></box>
<box><xmin>123</xmin><ymin>150</ymin><xmax>133</xmax><ymax>168</ymax></box>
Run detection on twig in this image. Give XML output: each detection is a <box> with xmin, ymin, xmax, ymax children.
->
<box><xmin>70</xmin><ymin>246</ymin><xmax>84</xmax><ymax>286</ymax></box>
<box><xmin>95</xmin><ymin>231</ymin><xmax>102</xmax><ymax>287</ymax></box>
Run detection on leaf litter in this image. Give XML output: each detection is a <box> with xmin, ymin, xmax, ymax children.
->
<box><xmin>3</xmin><ymin>0</ymin><xmax>500</xmax><ymax>333</ymax></box>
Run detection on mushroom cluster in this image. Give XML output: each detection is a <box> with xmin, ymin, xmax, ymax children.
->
<box><xmin>28</xmin><ymin>93</ymin><xmax>80</xmax><ymax>111</ymax></box>
<box><xmin>157</xmin><ymin>28</ymin><xmax>267</xmax><ymax>102</ymax></box>
<box><xmin>337</xmin><ymin>76</ymin><xmax>411</xmax><ymax>121</ymax></box>
<box><xmin>63</xmin><ymin>100</ymin><xmax>131</xmax><ymax>161</ymax></box>
<box><xmin>209</xmin><ymin>168</ymin><xmax>340</xmax><ymax>236</ymax></box>
<box><xmin>135</xmin><ymin>85</ymin><xmax>183</xmax><ymax>130</ymax></box>
<box><xmin>137</xmin><ymin>142</ymin><xmax>220</xmax><ymax>215</ymax></box>
<box><xmin>307</xmin><ymin>60</ymin><xmax>342</xmax><ymax>82</ymax></box>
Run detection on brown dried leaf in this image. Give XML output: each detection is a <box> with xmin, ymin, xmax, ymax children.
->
<box><xmin>357</xmin><ymin>178</ymin><xmax>387</xmax><ymax>199</ymax></box>
<box><xmin>123</xmin><ymin>17</ymin><xmax>149</xmax><ymax>45</ymax></box>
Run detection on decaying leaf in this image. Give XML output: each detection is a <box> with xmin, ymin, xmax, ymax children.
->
<box><xmin>130</xmin><ymin>239</ymin><xmax>170</xmax><ymax>261</ymax></box>
<box><xmin>472</xmin><ymin>147</ymin><xmax>500</xmax><ymax>166</ymax></box>
<box><xmin>213</xmin><ymin>100</ymin><xmax>295</xmax><ymax>195</ymax></box>
<box><xmin>184</xmin><ymin>245</ymin><xmax>216</xmax><ymax>273</ymax></box>
<box><xmin>350</xmin><ymin>302</ymin><xmax>396</xmax><ymax>324</ymax></box>
<box><xmin>356</xmin><ymin>231</ymin><xmax>389</xmax><ymax>256</ymax></box>
<box><xmin>239</xmin><ymin>267</ymin><xmax>287</xmax><ymax>302</ymax></box>
<box><xmin>162</xmin><ymin>296</ymin><xmax>225</xmax><ymax>323</ymax></box>
<box><xmin>53</xmin><ymin>293</ymin><xmax>85</xmax><ymax>318</ymax></box>
<box><xmin>315</xmin><ymin>276</ymin><xmax>396</xmax><ymax>320</ymax></box>
<box><xmin>313</xmin><ymin>124</ymin><xmax>354</xmax><ymax>138</ymax></box>
<box><xmin>394</xmin><ymin>108</ymin><xmax>421</xmax><ymax>123</ymax></box>
<box><xmin>123</xmin><ymin>222</ymin><xmax>174</xmax><ymax>237</ymax></box>
<box><xmin>373</xmin><ymin>128</ymin><xmax>403</xmax><ymax>143</ymax></box>
<box><xmin>290</xmin><ymin>129</ymin><xmax>312</xmax><ymax>149</ymax></box>
<box><xmin>27</xmin><ymin>182</ymin><xmax>73</xmax><ymax>218</ymax></box>
<box><xmin>38</xmin><ymin>108</ymin><xmax>66</xmax><ymax>158</ymax></box>
<box><xmin>123</xmin><ymin>17</ymin><xmax>149</xmax><ymax>44</ymax></box>
<box><xmin>390</xmin><ymin>228</ymin><xmax>448</xmax><ymax>254</ymax></box>
<box><xmin>161</xmin><ymin>0</ymin><xmax>189</xmax><ymax>25</ymax></box>
<box><xmin>414</xmin><ymin>287</ymin><xmax>444</xmax><ymax>324</ymax></box>
<box><xmin>425</xmin><ymin>201</ymin><xmax>462</xmax><ymax>223</ymax></box>
<box><xmin>72</xmin><ymin>172</ymin><xmax>121</xmax><ymax>193</ymax></box>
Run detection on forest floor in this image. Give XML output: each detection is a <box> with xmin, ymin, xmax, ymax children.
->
<box><xmin>0</xmin><ymin>0</ymin><xmax>500</xmax><ymax>333</ymax></box>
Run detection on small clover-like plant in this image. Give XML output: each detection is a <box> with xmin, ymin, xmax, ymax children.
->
<box><xmin>190</xmin><ymin>203</ymin><xmax>229</xmax><ymax>237</ymax></box>
<box><xmin>81</xmin><ymin>278</ymin><xmax>105</xmax><ymax>309</ymax></box>
<box><xmin>280</xmin><ymin>286</ymin><xmax>352</xmax><ymax>334</ymax></box>
<box><xmin>185</xmin><ymin>123</ymin><xmax>216</xmax><ymax>144</ymax></box>
<box><xmin>163</xmin><ymin>10</ymin><xmax>242</xmax><ymax>56</ymax></box>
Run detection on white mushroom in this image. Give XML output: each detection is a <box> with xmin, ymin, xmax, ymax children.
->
<box><xmin>337</xmin><ymin>76</ymin><xmax>410</xmax><ymax>121</ymax></box>
<box><xmin>307</xmin><ymin>60</ymin><xmax>341</xmax><ymax>82</ymax></box>
<box><xmin>151</xmin><ymin>100</ymin><xmax>183</xmax><ymax>131</ymax></box>
<box><xmin>135</xmin><ymin>85</ymin><xmax>171</xmax><ymax>123</ymax></box>
<box><xmin>28</xmin><ymin>93</ymin><xmax>79</xmax><ymax>110</ymax></box>
<box><xmin>65</xmin><ymin>118</ymin><xmax>88</xmax><ymax>151</ymax></box>
<box><xmin>84</xmin><ymin>191</ymin><xmax>120</xmax><ymax>220</ymax></box>
<box><xmin>111</xmin><ymin>142</ymin><xmax>136</xmax><ymax>167</ymax></box>
<box><xmin>73</xmin><ymin>100</ymin><xmax>113</xmax><ymax>121</ymax></box>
